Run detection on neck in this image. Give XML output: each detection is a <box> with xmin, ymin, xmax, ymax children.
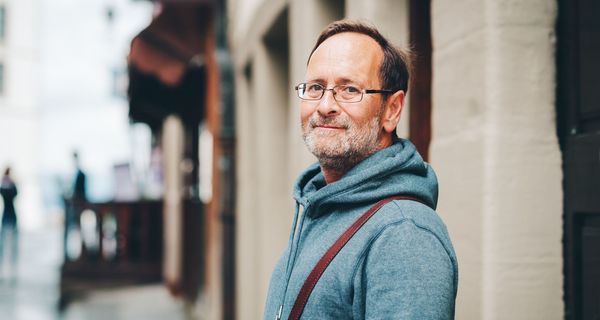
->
<box><xmin>320</xmin><ymin>162</ymin><xmax>353</xmax><ymax>184</ymax></box>
<box><xmin>319</xmin><ymin>136</ymin><xmax>394</xmax><ymax>184</ymax></box>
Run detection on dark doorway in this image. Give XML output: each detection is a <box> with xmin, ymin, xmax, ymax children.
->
<box><xmin>409</xmin><ymin>0</ymin><xmax>432</xmax><ymax>161</ymax></box>
<box><xmin>557</xmin><ymin>0</ymin><xmax>600</xmax><ymax>319</ymax></box>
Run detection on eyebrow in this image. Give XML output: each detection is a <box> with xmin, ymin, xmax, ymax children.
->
<box><xmin>305</xmin><ymin>77</ymin><xmax>364</xmax><ymax>86</ymax></box>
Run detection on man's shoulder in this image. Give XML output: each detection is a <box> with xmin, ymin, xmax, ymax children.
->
<box><xmin>362</xmin><ymin>199</ymin><xmax>458</xmax><ymax>276</ymax></box>
<box><xmin>350</xmin><ymin>198</ymin><xmax>458</xmax><ymax>293</ymax></box>
<box><xmin>376</xmin><ymin>199</ymin><xmax>443</xmax><ymax>227</ymax></box>
<box><xmin>366</xmin><ymin>199</ymin><xmax>453</xmax><ymax>251</ymax></box>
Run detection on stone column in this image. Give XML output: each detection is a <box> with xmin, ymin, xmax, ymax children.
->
<box><xmin>234</xmin><ymin>53</ymin><xmax>260</xmax><ymax>320</ymax></box>
<box><xmin>431</xmin><ymin>0</ymin><xmax>562</xmax><ymax>319</ymax></box>
<box><xmin>162</xmin><ymin>115</ymin><xmax>185</xmax><ymax>291</ymax></box>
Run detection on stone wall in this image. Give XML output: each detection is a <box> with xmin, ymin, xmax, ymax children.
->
<box><xmin>229</xmin><ymin>0</ymin><xmax>564</xmax><ymax>318</ymax></box>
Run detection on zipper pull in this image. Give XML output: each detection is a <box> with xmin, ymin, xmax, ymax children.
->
<box><xmin>275</xmin><ymin>305</ymin><xmax>283</xmax><ymax>320</ymax></box>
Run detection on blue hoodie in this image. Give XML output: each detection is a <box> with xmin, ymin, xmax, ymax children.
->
<box><xmin>264</xmin><ymin>139</ymin><xmax>458</xmax><ymax>319</ymax></box>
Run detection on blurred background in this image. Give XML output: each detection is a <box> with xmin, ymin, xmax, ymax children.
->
<box><xmin>0</xmin><ymin>0</ymin><xmax>598</xmax><ymax>319</ymax></box>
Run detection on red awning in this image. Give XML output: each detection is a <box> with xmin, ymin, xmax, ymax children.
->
<box><xmin>128</xmin><ymin>2</ymin><xmax>211</xmax><ymax>86</ymax></box>
<box><xmin>127</xmin><ymin>2</ymin><xmax>213</xmax><ymax>127</ymax></box>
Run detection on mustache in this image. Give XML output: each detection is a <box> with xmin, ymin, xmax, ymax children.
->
<box><xmin>308</xmin><ymin>114</ymin><xmax>350</xmax><ymax>129</ymax></box>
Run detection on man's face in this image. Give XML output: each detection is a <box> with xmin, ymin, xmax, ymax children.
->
<box><xmin>301</xmin><ymin>32</ymin><xmax>386</xmax><ymax>167</ymax></box>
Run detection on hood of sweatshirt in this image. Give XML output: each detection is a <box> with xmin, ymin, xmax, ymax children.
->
<box><xmin>293</xmin><ymin>138</ymin><xmax>438</xmax><ymax>217</ymax></box>
<box><xmin>269</xmin><ymin>138</ymin><xmax>441</xmax><ymax>319</ymax></box>
<box><xmin>270</xmin><ymin>138</ymin><xmax>440</xmax><ymax>318</ymax></box>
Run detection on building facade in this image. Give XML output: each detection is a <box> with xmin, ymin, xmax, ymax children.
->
<box><xmin>0</xmin><ymin>0</ymin><xmax>43</xmax><ymax>229</ymax></box>
<box><xmin>227</xmin><ymin>0</ymin><xmax>571</xmax><ymax>319</ymax></box>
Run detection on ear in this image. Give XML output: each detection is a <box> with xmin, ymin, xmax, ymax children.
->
<box><xmin>381</xmin><ymin>90</ymin><xmax>405</xmax><ymax>133</ymax></box>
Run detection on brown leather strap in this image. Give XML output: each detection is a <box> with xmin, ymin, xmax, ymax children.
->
<box><xmin>288</xmin><ymin>195</ymin><xmax>426</xmax><ymax>320</ymax></box>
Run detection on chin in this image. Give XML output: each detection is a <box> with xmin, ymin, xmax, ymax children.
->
<box><xmin>306</xmin><ymin>139</ymin><xmax>349</xmax><ymax>158</ymax></box>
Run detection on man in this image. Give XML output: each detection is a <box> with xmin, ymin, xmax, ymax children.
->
<box><xmin>264</xmin><ymin>20</ymin><xmax>458</xmax><ymax>319</ymax></box>
<box><xmin>64</xmin><ymin>151</ymin><xmax>87</xmax><ymax>260</ymax></box>
<box><xmin>72</xmin><ymin>151</ymin><xmax>87</xmax><ymax>203</ymax></box>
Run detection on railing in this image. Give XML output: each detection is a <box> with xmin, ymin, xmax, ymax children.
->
<box><xmin>59</xmin><ymin>199</ymin><xmax>163</xmax><ymax>309</ymax></box>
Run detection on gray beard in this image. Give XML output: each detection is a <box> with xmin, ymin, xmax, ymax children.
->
<box><xmin>302</xmin><ymin>113</ymin><xmax>382</xmax><ymax>173</ymax></box>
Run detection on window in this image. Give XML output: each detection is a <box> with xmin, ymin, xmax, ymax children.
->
<box><xmin>0</xmin><ymin>5</ymin><xmax>5</xmax><ymax>42</ymax></box>
<box><xmin>111</xmin><ymin>67</ymin><xmax>127</xmax><ymax>98</ymax></box>
<box><xmin>0</xmin><ymin>63</ymin><xmax>4</xmax><ymax>95</ymax></box>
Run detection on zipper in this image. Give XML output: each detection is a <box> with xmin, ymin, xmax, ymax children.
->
<box><xmin>275</xmin><ymin>305</ymin><xmax>283</xmax><ymax>320</ymax></box>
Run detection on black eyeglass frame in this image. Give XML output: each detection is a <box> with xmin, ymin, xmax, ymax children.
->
<box><xmin>294</xmin><ymin>82</ymin><xmax>396</xmax><ymax>103</ymax></box>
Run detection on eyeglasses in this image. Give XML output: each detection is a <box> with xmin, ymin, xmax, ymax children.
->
<box><xmin>295</xmin><ymin>82</ymin><xmax>395</xmax><ymax>103</ymax></box>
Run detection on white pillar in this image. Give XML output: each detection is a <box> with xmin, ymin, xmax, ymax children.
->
<box><xmin>431</xmin><ymin>0</ymin><xmax>563</xmax><ymax>319</ymax></box>
<box><xmin>234</xmin><ymin>55</ymin><xmax>260</xmax><ymax>320</ymax></box>
<box><xmin>252</xmin><ymin>39</ymin><xmax>293</xmax><ymax>319</ymax></box>
<box><xmin>162</xmin><ymin>115</ymin><xmax>185</xmax><ymax>290</ymax></box>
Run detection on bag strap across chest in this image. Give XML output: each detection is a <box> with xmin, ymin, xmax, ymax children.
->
<box><xmin>288</xmin><ymin>195</ymin><xmax>426</xmax><ymax>320</ymax></box>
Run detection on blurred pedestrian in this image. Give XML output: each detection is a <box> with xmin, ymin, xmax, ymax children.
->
<box><xmin>64</xmin><ymin>151</ymin><xmax>88</xmax><ymax>261</ymax></box>
<box><xmin>0</xmin><ymin>167</ymin><xmax>19</xmax><ymax>276</ymax></box>
<box><xmin>72</xmin><ymin>151</ymin><xmax>87</xmax><ymax>203</ymax></box>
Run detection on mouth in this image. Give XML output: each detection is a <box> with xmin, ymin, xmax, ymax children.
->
<box><xmin>314</xmin><ymin>124</ymin><xmax>345</xmax><ymax>130</ymax></box>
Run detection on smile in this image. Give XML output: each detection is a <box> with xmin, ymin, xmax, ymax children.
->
<box><xmin>314</xmin><ymin>125</ymin><xmax>345</xmax><ymax>130</ymax></box>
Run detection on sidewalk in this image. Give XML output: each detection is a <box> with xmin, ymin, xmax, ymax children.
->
<box><xmin>61</xmin><ymin>284</ymin><xmax>194</xmax><ymax>320</ymax></box>
<box><xmin>0</xmin><ymin>226</ymin><xmax>62</xmax><ymax>320</ymax></box>
<box><xmin>0</xmin><ymin>225</ymin><xmax>196</xmax><ymax>320</ymax></box>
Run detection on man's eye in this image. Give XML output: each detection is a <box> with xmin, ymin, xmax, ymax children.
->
<box><xmin>342</xmin><ymin>86</ymin><xmax>360</xmax><ymax>94</ymax></box>
<box><xmin>307</xmin><ymin>84</ymin><xmax>323</xmax><ymax>92</ymax></box>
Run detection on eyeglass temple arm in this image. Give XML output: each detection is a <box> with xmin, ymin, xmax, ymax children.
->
<box><xmin>365</xmin><ymin>89</ymin><xmax>396</xmax><ymax>94</ymax></box>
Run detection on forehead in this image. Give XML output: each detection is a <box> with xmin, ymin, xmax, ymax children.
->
<box><xmin>306</xmin><ymin>32</ymin><xmax>383</xmax><ymax>85</ymax></box>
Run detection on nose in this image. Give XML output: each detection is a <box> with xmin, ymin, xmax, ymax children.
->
<box><xmin>316</xmin><ymin>89</ymin><xmax>341</xmax><ymax>117</ymax></box>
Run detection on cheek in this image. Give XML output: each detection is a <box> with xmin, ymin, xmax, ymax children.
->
<box><xmin>345</xmin><ymin>105</ymin><xmax>377</xmax><ymax>127</ymax></box>
<box><xmin>300</xmin><ymin>105</ymin><xmax>314</xmax><ymax>124</ymax></box>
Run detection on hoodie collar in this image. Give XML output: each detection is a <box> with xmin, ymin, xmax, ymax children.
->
<box><xmin>293</xmin><ymin>139</ymin><xmax>438</xmax><ymax>218</ymax></box>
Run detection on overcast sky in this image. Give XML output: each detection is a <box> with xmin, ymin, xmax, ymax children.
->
<box><xmin>38</xmin><ymin>0</ymin><xmax>153</xmax><ymax>201</ymax></box>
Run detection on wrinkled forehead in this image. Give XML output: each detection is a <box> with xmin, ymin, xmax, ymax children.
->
<box><xmin>306</xmin><ymin>32</ymin><xmax>384</xmax><ymax>86</ymax></box>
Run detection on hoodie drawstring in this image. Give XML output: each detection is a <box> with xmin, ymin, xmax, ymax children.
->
<box><xmin>277</xmin><ymin>200</ymin><xmax>309</xmax><ymax>319</ymax></box>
